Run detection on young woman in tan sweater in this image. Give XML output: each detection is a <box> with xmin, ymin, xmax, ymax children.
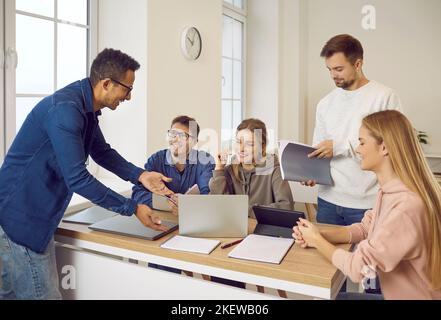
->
<box><xmin>293</xmin><ymin>110</ymin><xmax>441</xmax><ymax>300</ymax></box>
<box><xmin>209</xmin><ymin>118</ymin><xmax>294</xmax><ymax>217</ymax></box>
<box><xmin>209</xmin><ymin>118</ymin><xmax>294</xmax><ymax>295</ymax></box>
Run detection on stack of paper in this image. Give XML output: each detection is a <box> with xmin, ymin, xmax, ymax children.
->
<box><xmin>228</xmin><ymin>234</ymin><xmax>294</xmax><ymax>264</ymax></box>
<box><xmin>160</xmin><ymin>235</ymin><xmax>220</xmax><ymax>254</ymax></box>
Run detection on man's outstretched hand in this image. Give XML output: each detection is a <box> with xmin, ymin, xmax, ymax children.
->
<box><xmin>135</xmin><ymin>204</ymin><xmax>169</xmax><ymax>232</ymax></box>
<box><xmin>139</xmin><ymin>171</ymin><xmax>173</xmax><ymax>196</ymax></box>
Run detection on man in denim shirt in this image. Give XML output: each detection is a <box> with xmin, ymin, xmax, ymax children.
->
<box><xmin>132</xmin><ymin>116</ymin><xmax>215</xmax><ymax>274</ymax></box>
<box><xmin>132</xmin><ymin>116</ymin><xmax>215</xmax><ymax>212</ymax></box>
<box><xmin>0</xmin><ymin>49</ymin><xmax>173</xmax><ymax>299</ymax></box>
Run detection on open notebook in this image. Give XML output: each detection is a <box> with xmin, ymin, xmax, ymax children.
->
<box><xmin>228</xmin><ymin>234</ymin><xmax>294</xmax><ymax>264</ymax></box>
<box><xmin>160</xmin><ymin>235</ymin><xmax>220</xmax><ymax>254</ymax></box>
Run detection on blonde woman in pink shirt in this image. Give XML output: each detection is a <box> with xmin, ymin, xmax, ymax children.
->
<box><xmin>293</xmin><ymin>110</ymin><xmax>441</xmax><ymax>300</ymax></box>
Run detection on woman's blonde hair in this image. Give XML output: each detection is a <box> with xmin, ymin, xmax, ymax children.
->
<box><xmin>231</xmin><ymin>118</ymin><xmax>267</xmax><ymax>183</ymax></box>
<box><xmin>362</xmin><ymin>110</ymin><xmax>441</xmax><ymax>290</ymax></box>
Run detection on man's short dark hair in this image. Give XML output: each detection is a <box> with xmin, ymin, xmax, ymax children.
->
<box><xmin>320</xmin><ymin>34</ymin><xmax>364</xmax><ymax>64</ymax></box>
<box><xmin>90</xmin><ymin>48</ymin><xmax>140</xmax><ymax>86</ymax></box>
<box><xmin>171</xmin><ymin>115</ymin><xmax>200</xmax><ymax>138</ymax></box>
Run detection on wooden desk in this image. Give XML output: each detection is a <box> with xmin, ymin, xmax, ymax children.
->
<box><xmin>55</xmin><ymin>211</ymin><xmax>350</xmax><ymax>300</ymax></box>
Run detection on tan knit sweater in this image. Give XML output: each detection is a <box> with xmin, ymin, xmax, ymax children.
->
<box><xmin>209</xmin><ymin>155</ymin><xmax>294</xmax><ymax>218</ymax></box>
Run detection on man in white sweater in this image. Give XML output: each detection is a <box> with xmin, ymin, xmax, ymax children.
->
<box><xmin>307</xmin><ymin>34</ymin><xmax>402</xmax><ymax>225</ymax></box>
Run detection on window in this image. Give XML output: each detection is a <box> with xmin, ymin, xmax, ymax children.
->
<box><xmin>4</xmin><ymin>0</ymin><xmax>96</xmax><ymax>149</ymax></box>
<box><xmin>0</xmin><ymin>4</ymin><xmax>4</xmax><ymax>161</ymax></box>
<box><xmin>224</xmin><ymin>0</ymin><xmax>245</xmax><ymax>10</ymax></box>
<box><xmin>222</xmin><ymin>1</ymin><xmax>246</xmax><ymax>149</ymax></box>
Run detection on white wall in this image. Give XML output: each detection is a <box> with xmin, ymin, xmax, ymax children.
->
<box><xmin>146</xmin><ymin>0</ymin><xmax>222</xmax><ymax>156</ymax></box>
<box><xmin>97</xmin><ymin>0</ymin><xmax>148</xmax><ymax>174</ymax></box>
<box><xmin>246</xmin><ymin>0</ymin><xmax>279</xmax><ymax>146</ymax></box>
<box><xmin>97</xmin><ymin>0</ymin><xmax>222</xmax><ymax>179</ymax></box>
<box><xmin>95</xmin><ymin>0</ymin><xmax>441</xmax><ymax>179</ymax></box>
<box><xmin>278</xmin><ymin>0</ymin><xmax>307</xmax><ymax>143</ymax></box>
<box><xmin>247</xmin><ymin>0</ymin><xmax>441</xmax><ymax>155</ymax></box>
<box><xmin>247</xmin><ymin>0</ymin><xmax>307</xmax><ymax>150</ymax></box>
<box><xmin>305</xmin><ymin>0</ymin><xmax>441</xmax><ymax>154</ymax></box>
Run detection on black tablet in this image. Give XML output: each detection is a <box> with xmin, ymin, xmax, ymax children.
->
<box><xmin>252</xmin><ymin>205</ymin><xmax>305</xmax><ymax>238</ymax></box>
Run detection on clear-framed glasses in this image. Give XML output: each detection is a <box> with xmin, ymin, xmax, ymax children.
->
<box><xmin>167</xmin><ymin>129</ymin><xmax>194</xmax><ymax>140</ymax></box>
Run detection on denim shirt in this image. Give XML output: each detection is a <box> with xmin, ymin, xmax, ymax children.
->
<box><xmin>132</xmin><ymin>149</ymin><xmax>215</xmax><ymax>206</ymax></box>
<box><xmin>0</xmin><ymin>78</ymin><xmax>144</xmax><ymax>253</ymax></box>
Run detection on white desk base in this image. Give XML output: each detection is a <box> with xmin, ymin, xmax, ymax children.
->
<box><xmin>55</xmin><ymin>235</ymin><xmax>345</xmax><ymax>300</ymax></box>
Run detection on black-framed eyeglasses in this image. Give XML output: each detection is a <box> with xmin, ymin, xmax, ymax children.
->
<box><xmin>110</xmin><ymin>78</ymin><xmax>133</xmax><ymax>98</ymax></box>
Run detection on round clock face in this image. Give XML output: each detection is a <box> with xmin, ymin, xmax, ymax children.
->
<box><xmin>181</xmin><ymin>27</ymin><xmax>202</xmax><ymax>60</ymax></box>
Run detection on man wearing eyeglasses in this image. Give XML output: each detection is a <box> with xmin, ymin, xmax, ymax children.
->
<box><xmin>132</xmin><ymin>115</ymin><xmax>215</xmax><ymax>274</ymax></box>
<box><xmin>0</xmin><ymin>48</ymin><xmax>173</xmax><ymax>299</ymax></box>
<box><xmin>132</xmin><ymin>115</ymin><xmax>215</xmax><ymax>216</ymax></box>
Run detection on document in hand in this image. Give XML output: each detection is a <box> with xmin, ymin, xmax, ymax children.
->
<box><xmin>228</xmin><ymin>234</ymin><xmax>294</xmax><ymax>264</ymax></box>
<box><xmin>152</xmin><ymin>194</ymin><xmax>173</xmax><ymax>212</ymax></box>
<box><xmin>152</xmin><ymin>184</ymin><xmax>200</xmax><ymax>211</ymax></box>
<box><xmin>278</xmin><ymin>140</ymin><xmax>333</xmax><ymax>185</ymax></box>
<box><xmin>160</xmin><ymin>235</ymin><xmax>220</xmax><ymax>254</ymax></box>
<box><xmin>185</xmin><ymin>184</ymin><xmax>200</xmax><ymax>195</ymax></box>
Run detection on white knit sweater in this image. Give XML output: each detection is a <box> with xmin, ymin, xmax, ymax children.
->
<box><xmin>313</xmin><ymin>80</ymin><xmax>402</xmax><ymax>209</ymax></box>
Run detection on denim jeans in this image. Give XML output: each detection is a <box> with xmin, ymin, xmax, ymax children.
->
<box><xmin>0</xmin><ymin>226</ymin><xmax>61</xmax><ymax>300</ymax></box>
<box><xmin>316</xmin><ymin>197</ymin><xmax>368</xmax><ymax>226</ymax></box>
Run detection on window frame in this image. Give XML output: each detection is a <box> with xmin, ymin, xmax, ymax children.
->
<box><xmin>223</xmin><ymin>0</ymin><xmax>247</xmax><ymax>16</ymax></box>
<box><xmin>0</xmin><ymin>0</ymin><xmax>98</xmax><ymax>172</ymax></box>
<box><xmin>222</xmin><ymin>1</ymin><xmax>247</xmax><ymax>147</ymax></box>
<box><xmin>3</xmin><ymin>0</ymin><xmax>97</xmax><ymax>154</ymax></box>
<box><xmin>0</xmin><ymin>2</ymin><xmax>5</xmax><ymax>161</ymax></box>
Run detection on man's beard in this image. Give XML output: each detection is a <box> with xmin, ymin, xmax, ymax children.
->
<box><xmin>335</xmin><ymin>78</ymin><xmax>356</xmax><ymax>90</ymax></box>
<box><xmin>171</xmin><ymin>147</ymin><xmax>188</xmax><ymax>164</ymax></box>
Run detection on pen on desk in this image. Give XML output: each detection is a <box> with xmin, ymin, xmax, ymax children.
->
<box><xmin>221</xmin><ymin>238</ymin><xmax>243</xmax><ymax>249</ymax></box>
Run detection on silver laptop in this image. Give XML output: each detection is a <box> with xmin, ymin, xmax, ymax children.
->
<box><xmin>89</xmin><ymin>215</ymin><xmax>178</xmax><ymax>241</ymax></box>
<box><xmin>178</xmin><ymin>195</ymin><xmax>248</xmax><ymax>238</ymax></box>
<box><xmin>62</xmin><ymin>206</ymin><xmax>118</xmax><ymax>225</ymax></box>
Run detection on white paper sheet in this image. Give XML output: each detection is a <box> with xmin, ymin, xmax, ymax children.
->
<box><xmin>160</xmin><ymin>235</ymin><xmax>220</xmax><ymax>254</ymax></box>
